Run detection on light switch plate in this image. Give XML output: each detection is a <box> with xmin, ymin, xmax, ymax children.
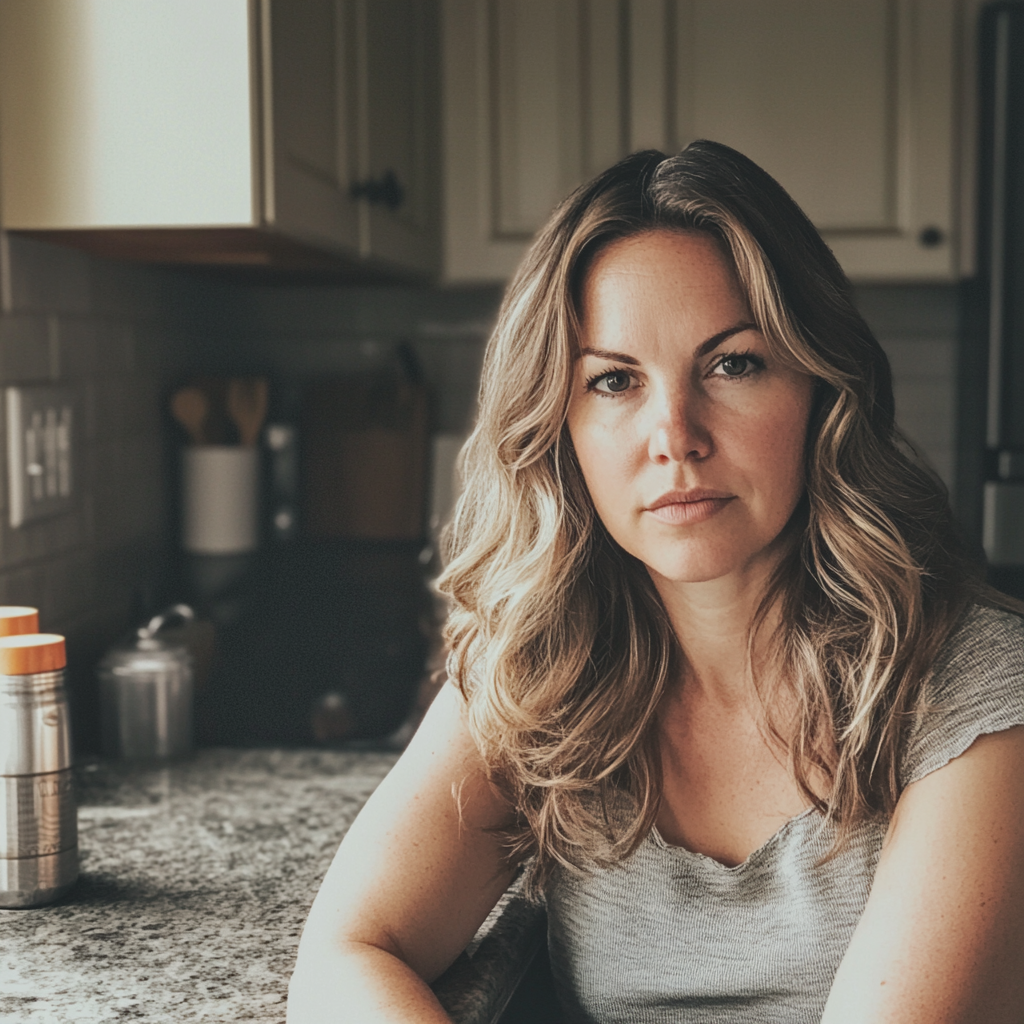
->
<box><xmin>6</xmin><ymin>386</ymin><xmax>77</xmax><ymax>528</ymax></box>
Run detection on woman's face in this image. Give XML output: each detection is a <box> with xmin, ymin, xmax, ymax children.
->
<box><xmin>567</xmin><ymin>229</ymin><xmax>814</xmax><ymax>589</ymax></box>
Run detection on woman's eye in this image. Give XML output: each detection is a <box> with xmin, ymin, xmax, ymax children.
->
<box><xmin>711</xmin><ymin>353</ymin><xmax>763</xmax><ymax>378</ymax></box>
<box><xmin>590</xmin><ymin>370</ymin><xmax>633</xmax><ymax>394</ymax></box>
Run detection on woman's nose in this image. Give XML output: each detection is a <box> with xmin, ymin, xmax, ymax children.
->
<box><xmin>646</xmin><ymin>388</ymin><xmax>712</xmax><ymax>464</ymax></box>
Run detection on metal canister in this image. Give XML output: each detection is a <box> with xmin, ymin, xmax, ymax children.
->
<box><xmin>98</xmin><ymin>605</ymin><xmax>195</xmax><ymax>762</ymax></box>
<box><xmin>0</xmin><ymin>627</ymin><xmax>77</xmax><ymax>908</ymax></box>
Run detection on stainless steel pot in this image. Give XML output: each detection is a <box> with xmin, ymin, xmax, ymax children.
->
<box><xmin>98</xmin><ymin>605</ymin><xmax>195</xmax><ymax>761</ymax></box>
<box><xmin>0</xmin><ymin>633</ymin><xmax>77</xmax><ymax>908</ymax></box>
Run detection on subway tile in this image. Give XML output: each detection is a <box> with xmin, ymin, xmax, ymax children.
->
<box><xmin>90</xmin><ymin>374</ymin><xmax>162</xmax><ymax>442</ymax></box>
<box><xmin>44</xmin><ymin>548</ymin><xmax>98</xmax><ymax>624</ymax></box>
<box><xmin>53</xmin><ymin>318</ymin><xmax>97</xmax><ymax>379</ymax></box>
<box><xmin>897</xmin><ymin>440</ymin><xmax>955</xmax><ymax>493</ymax></box>
<box><xmin>880</xmin><ymin>336</ymin><xmax>954</xmax><ymax>381</ymax></box>
<box><xmin>893</xmin><ymin>379</ymin><xmax>956</xmax><ymax>449</ymax></box>
<box><xmin>226</xmin><ymin>282</ymin><xmax>504</xmax><ymax>337</ymax></box>
<box><xmin>41</xmin><ymin>511</ymin><xmax>89</xmax><ymax>555</ymax></box>
<box><xmin>853</xmin><ymin>284</ymin><xmax>959</xmax><ymax>338</ymax></box>
<box><xmin>92</xmin><ymin>321</ymin><xmax>136</xmax><ymax>376</ymax></box>
<box><xmin>0</xmin><ymin>562</ymin><xmax>47</xmax><ymax>612</ymax></box>
<box><xmin>0</xmin><ymin>507</ymin><xmax>87</xmax><ymax>570</ymax></box>
<box><xmin>92</xmin><ymin>436</ymin><xmax>165</xmax><ymax>549</ymax></box>
<box><xmin>89</xmin><ymin>256</ymin><xmax>178</xmax><ymax>322</ymax></box>
<box><xmin>134</xmin><ymin>324</ymin><xmax>197</xmax><ymax>373</ymax></box>
<box><xmin>0</xmin><ymin>314</ymin><xmax>52</xmax><ymax>382</ymax></box>
<box><xmin>412</xmin><ymin>338</ymin><xmax>486</xmax><ymax>434</ymax></box>
<box><xmin>1</xmin><ymin>519</ymin><xmax>51</xmax><ymax>570</ymax></box>
<box><xmin>91</xmin><ymin>539</ymin><xmax>164</xmax><ymax>609</ymax></box>
<box><xmin>417</xmin><ymin>284</ymin><xmax>504</xmax><ymax>328</ymax></box>
<box><xmin>232</xmin><ymin>285</ymin><xmax>417</xmax><ymax>335</ymax></box>
<box><xmin>931</xmin><ymin>449</ymin><xmax>955</xmax><ymax>494</ymax></box>
<box><xmin>81</xmin><ymin>379</ymin><xmax>99</xmax><ymax>443</ymax></box>
<box><xmin>52</xmin><ymin>249</ymin><xmax>92</xmax><ymax>316</ymax></box>
<box><xmin>4</xmin><ymin>235</ymin><xmax>92</xmax><ymax>316</ymax></box>
<box><xmin>57</xmin><ymin>599</ymin><xmax>136</xmax><ymax>694</ymax></box>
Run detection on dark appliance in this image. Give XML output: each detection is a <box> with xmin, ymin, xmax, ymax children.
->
<box><xmin>977</xmin><ymin>3</ymin><xmax>1024</xmax><ymax>598</ymax></box>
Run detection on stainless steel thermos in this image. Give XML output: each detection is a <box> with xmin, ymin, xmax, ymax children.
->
<box><xmin>0</xmin><ymin>611</ymin><xmax>77</xmax><ymax>908</ymax></box>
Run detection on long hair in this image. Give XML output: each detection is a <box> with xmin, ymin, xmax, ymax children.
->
<box><xmin>438</xmin><ymin>140</ymin><xmax>1005</xmax><ymax>886</ymax></box>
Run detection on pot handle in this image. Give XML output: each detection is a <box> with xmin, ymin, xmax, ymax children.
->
<box><xmin>138</xmin><ymin>603</ymin><xmax>196</xmax><ymax>640</ymax></box>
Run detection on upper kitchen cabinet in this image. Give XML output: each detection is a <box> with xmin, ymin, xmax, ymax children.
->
<box><xmin>0</xmin><ymin>0</ymin><xmax>441</xmax><ymax>278</ymax></box>
<box><xmin>442</xmin><ymin>0</ymin><xmax>961</xmax><ymax>283</ymax></box>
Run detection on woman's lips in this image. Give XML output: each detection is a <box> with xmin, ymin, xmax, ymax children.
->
<box><xmin>643</xmin><ymin>492</ymin><xmax>735</xmax><ymax>525</ymax></box>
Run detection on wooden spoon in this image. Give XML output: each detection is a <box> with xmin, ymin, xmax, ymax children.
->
<box><xmin>226</xmin><ymin>377</ymin><xmax>269</xmax><ymax>447</ymax></box>
<box><xmin>170</xmin><ymin>387</ymin><xmax>208</xmax><ymax>445</ymax></box>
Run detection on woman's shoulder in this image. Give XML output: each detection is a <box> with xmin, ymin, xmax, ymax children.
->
<box><xmin>900</xmin><ymin>603</ymin><xmax>1024</xmax><ymax>788</ymax></box>
<box><xmin>935</xmin><ymin>602</ymin><xmax>1024</xmax><ymax>672</ymax></box>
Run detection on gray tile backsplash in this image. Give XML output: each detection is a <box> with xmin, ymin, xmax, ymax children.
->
<box><xmin>0</xmin><ymin>235</ymin><xmax>220</xmax><ymax>747</ymax></box>
<box><xmin>176</xmin><ymin>281</ymin><xmax>502</xmax><ymax>436</ymax></box>
<box><xmin>0</xmin><ymin>231</ymin><xmax>966</xmax><ymax>751</ymax></box>
<box><xmin>854</xmin><ymin>284</ymin><xmax>960</xmax><ymax>493</ymax></box>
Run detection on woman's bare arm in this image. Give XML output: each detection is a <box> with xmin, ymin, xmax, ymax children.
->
<box><xmin>821</xmin><ymin>724</ymin><xmax>1024</xmax><ymax>1024</ymax></box>
<box><xmin>287</xmin><ymin>684</ymin><xmax>517</xmax><ymax>1023</ymax></box>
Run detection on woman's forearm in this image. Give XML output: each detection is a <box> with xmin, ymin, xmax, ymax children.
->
<box><xmin>287</xmin><ymin>941</ymin><xmax>453</xmax><ymax>1024</ymax></box>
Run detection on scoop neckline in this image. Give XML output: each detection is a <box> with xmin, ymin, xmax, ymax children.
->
<box><xmin>648</xmin><ymin>805</ymin><xmax>819</xmax><ymax>871</ymax></box>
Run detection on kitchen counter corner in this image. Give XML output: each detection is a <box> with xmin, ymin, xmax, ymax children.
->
<box><xmin>0</xmin><ymin>749</ymin><xmax>399</xmax><ymax>1024</ymax></box>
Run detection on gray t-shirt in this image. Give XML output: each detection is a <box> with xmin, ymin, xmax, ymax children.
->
<box><xmin>545</xmin><ymin>605</ymin><xmax>1024</xmax><ymax>1024</ymax></box>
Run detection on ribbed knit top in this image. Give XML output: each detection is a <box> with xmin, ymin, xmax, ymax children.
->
<box><xmin>545</xmin><ymin>605</ymin><xmax>1024</xmax><ymax>1023</ymax></box>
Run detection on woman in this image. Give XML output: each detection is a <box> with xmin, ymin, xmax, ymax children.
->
<box><xmin>288</xmin><ymin>142</ymin><xmax>1024</xmax><ymax>1023</ymax></box>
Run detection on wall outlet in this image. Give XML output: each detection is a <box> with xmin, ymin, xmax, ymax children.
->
<box><xmin>6</xmin><ymin>386</ymin><xmax>77</xmax><ymax>528</ymax></box>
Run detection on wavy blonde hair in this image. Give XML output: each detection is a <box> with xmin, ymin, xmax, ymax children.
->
<box><xmin>438</xmin><ymin>141</ymin><xmax>1005</xmax><ymax>884</ymax></box>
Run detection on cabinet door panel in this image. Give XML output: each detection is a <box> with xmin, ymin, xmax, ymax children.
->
<box><xmin>676</xmin><ymin>0</ymin><xmax>956</xmax><ymax>278</ymax></box>
<box><xmin>444</xmin><ymin>0</ymin><xmax>627</xmax><ymax>279</ymax></box>
<box><xmin>359</xmin><ymin>0</ymin><xmax>441</xmax><ymax>275</ymax></box>
<box><xmin>443</xmin><ymin>0</ymin><xmax>958</xmax><ymax>283</ymax></box>
<box><xmin>491</xmin><ymin>0</ymin><xmax>581</xmax><ymax>237</ymax></box>
<box><xmin>268</xmin><ymin>0</ymin><xmax>360</xmax><ymax>251</ymax></box>
<box><xmin>629</xmin><ymin>0</ymin><xmax>672</xmax><ymax>151</ymax></box>
<box><xmin>683</xmin><ymin>0</ymin><xmax>892</xmax><ymax>231</ymax></box>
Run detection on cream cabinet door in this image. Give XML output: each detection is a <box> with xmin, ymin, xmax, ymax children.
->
<box><xmin>442</xmin><ymin>0</ymin><xmax>960</xmax><ymax>283</ymax></box>
<box><xmin>0</xmin><ymin>0</ymin><xmax>440</xmax><ymax>275</ymax></box>
<box><xmin>268</xmin><ymin>0</ymin><xmax>441</xmax><ymax>275</ymax></box>
<box><xmin>267</xmin><ymin>0</ymin><xmax>361</xmax><ymax>253</ymax></box>
<box><xmin>355</xmin><ymin>0</ymin><xmax>442</xmax><ymax>276</ymax></box>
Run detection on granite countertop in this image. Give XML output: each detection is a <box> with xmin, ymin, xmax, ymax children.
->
<box><xmin>0</xmin><ymin>748</ymin><xmax>543</xmax><ymax>1024</ymax></box>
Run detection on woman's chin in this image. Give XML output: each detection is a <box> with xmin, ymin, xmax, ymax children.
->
<box><xmin>641</xmin><ymin>543</ymin><xmax>782</xmax><ymax>590</ymax></box>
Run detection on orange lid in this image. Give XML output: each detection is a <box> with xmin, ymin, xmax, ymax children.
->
<box><xmin>0</xmin><ymin>607</ymin><xmax>39</xmax><ymax>637</ymax></box>
<box><xmin>0</xmin><ymin>633</ymin><xmax>66</xmax><ymax>674</ymax></box>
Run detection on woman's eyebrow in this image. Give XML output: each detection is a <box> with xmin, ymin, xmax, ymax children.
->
<box><xmin>694</xmin><ymin>322</ymin><xmax>759</xmax><ymax>358</ymax></box>
<box><xmin>578</xmin><ymin>322</ymin><xmax>759</xmax><ymax>364</ymax></box>
<box><xmin>578</xmin><ymin>347</ymin><xmax>640</xmax><ymax>365</ymax></box>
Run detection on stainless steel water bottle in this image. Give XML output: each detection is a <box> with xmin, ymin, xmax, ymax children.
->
<box><xmin>0</xmin><ymin>628</ymin><xmax>77</xmax><ymax>908</ymax></box>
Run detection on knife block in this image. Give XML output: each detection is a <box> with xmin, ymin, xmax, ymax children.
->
<box><xmin>301</xmin><ymin>375</ymin><xmax>428</xmax><ymax>541</ymax></box>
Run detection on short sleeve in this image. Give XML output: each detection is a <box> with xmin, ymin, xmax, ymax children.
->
<box><xmin>900</xmin><ymin>605</ymin><xmax>1024</xmax><ymax>787</ymax></box>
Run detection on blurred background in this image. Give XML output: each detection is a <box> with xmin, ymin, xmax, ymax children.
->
<box><xmin>0</xmin><ymin>0</ymin><xmax>1017</xmax><ymax>754</ymax></box>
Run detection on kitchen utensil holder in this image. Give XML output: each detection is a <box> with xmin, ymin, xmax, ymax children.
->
<box><xmin>182</xmin><ymin>445</ymin><xmax>259</xmax><ymax>554</ymax></box>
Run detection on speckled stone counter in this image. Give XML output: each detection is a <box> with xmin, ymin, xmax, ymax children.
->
<box><xmin>1</xmin><ymin>749</ymin><xmax>399</xmax><ymax>1023</ymax></box>
<box><xmin>0</xmin><ymin>748</ymin><xmax>545</xmax><ymax>1024</ymax></box>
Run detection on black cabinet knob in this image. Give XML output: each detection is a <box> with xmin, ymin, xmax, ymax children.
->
<box><xmin>918</xmin><ymin>225</ymin><xmax>945</xmax><ymax>248</ymax></box>
<box><xmin>350</xmin><ymin>169</ymin><xmax>404</xmax><ymax>211</ymax></box>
